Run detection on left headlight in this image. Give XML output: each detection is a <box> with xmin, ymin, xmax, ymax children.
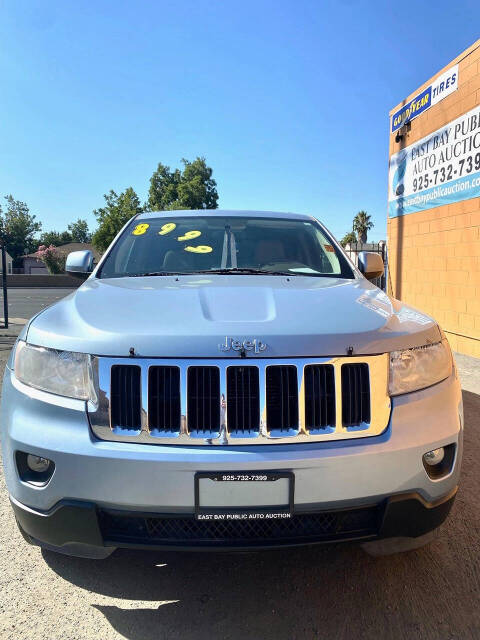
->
<box><xmin>389</xmin><ymin>338</ymin><xmax>453</xmax><ymax>396</ymax></box>
<box><xmin>14</xmin><ymin>340</ymin><xmax>96</xmax><ymax>401</ymax></box>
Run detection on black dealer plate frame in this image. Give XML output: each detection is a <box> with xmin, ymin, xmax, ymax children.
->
<box><xmin>194</xmin><ymin>471</ymin><xmax>295</xmax><ymax>520</ymax></box>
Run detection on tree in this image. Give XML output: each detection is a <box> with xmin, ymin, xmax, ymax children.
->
<box><xmin>39</xmin><ymin>219</ymin><xmax>91</xmax><ymax>246</ymax></box>
<box><xmin>147</xmin><ymin>157</ymin><xmax>218</xmax><ymax>211</ymax></box>
<box><xmin>147</xmin><ymin>163</ymin><xmax>181</xmax><ymax>211</ymax></box>
<box><xmin>0</xmin><ymin>195</ymin><xmax>42</xmax><ymax>267</ymax></box>
<box><xmin>176</xmin><ymin>157</ymin><xmax>218</xmax><ymax>210</ymax></box>
<box><xmin>353</xmin><ymin>210</ymin><xmax>374</xmax><ymax>243</ymax></box>
<box><xmin>39</xmin><ymin>230</ymin><xmax>72</xmax><ymax>246</ymax></box>
<box><xmin>92</xmin><ymin>187</ymin><xmax>143</xmax><ymax>251</ymax></box>
<box><xmin>340</xmin><ymin>231</ymin><xmax>357</xmax><ymax>247</ymax></box>
<box><xmin>68</xmin><ymin>218</ymin><xmax>91</xmax><ymax>243</ymax></box>
<box><xmin>35</xmin><ymin>245</ymin><xmax>66</xmax><ymax>274</ymax></box>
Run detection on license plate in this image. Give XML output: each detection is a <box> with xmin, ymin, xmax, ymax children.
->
<box><xmin>194</xmin><ymin>471</ymin><xmax>294</xmax><ymax>521</ymax></box>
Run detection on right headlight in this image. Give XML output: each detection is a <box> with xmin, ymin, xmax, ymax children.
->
<box><xmin>14</xmin><ymin>340</ymin><xmax>96</xmax><ymax>402</ymax></box>
<box><xmin>389</xmin><ymin>338</ymin><xmax>453</xmax><ymax>396</ymax></box>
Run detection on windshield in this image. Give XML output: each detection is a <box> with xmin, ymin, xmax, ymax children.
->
<box><xmin>98</xmin><ymin>216</ymin><xmax>354</xmax><ymax>279</ymax></box>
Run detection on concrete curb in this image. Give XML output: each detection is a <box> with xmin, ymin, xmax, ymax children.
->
<box><xmin>0</xmin><ymin>318</ymin><xmax>27</xmax><ymax>339</ymax></box>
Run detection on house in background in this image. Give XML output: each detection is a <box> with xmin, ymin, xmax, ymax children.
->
<box><xmin>22</xmin><ymin>243</ymin><xmax>102</xmax><ymax>275</ymax></box>
<box><xmin>0</xmin><ymin>250</ymin><xmax>13</xmax><ymax>274</ymax></box>
<box><xmin>22</xmin><ymin>252</ymin><xmax>48</xmax><ymax>274</ymax></box>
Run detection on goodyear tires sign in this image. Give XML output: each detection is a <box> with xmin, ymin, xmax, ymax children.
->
<box><xmin>391</xmin><ymin>65</ymin><xmax>458</xmax><ymax>133</ymax></box>
<box><xmin>391</xmin><ymin>88</ymin><xmax>431</xmax><ymax>133</ymax></box>
<box><xmin>388</xmin><ymin>104</ymin><xmax>480</xmax><ymax>218</ymax></box>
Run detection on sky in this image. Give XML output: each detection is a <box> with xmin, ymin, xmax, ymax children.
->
<box><xmin>1</xmin><ymin>0</ymin><xmax>480</xmax><ymax>242</ymax></box>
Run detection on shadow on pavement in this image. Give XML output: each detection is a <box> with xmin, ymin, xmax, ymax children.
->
<box><xmin>42</xmin><ymin>389</ymin><xmax>480</xmax><ymax>640</ymax></box>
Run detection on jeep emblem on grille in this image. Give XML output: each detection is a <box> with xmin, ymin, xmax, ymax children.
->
<box><xmin>219</xmin><ymin>336</ymin><xmax>267</xmax><ymax>354</ymax></box>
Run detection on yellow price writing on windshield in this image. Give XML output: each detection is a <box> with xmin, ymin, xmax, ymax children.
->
<box><xmin>158</xmin><ymin>222</ymin><xmax>176</xmax><ymax>235</ymax></box>
<box><xmin>178</xmin><ymin>230</ymin><xmax>202</xmax><ymax>241</ymax></box>
<box><xmin>132</xmin><ymin>223</ymin><xmax>149</xmax><ymax>236</ymax></box>
<box><xmin>184</xmin><ymin>245</ymin><xmax>212</xmax><ymax>254</ymax></box>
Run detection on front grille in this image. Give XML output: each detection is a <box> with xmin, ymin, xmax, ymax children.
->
<box><xmin>187</xmin><ymin>367</ymin><xmax>220</xmax><ymax>434</ymax></box>
<box><xmin>91</xmin><ymin>356</ymin><xmax>389</xmax><ymax>445</ymax></box>
<box><xmin>266</xmin><ymin>365</ymin><xmax>298</xmax><ymax>432</ymax></box>
<box><xmin>148</xmin><ymin>366</ymin><xmax>181</xmax><ymax>434</ymax></box>
<box><xmin>98</xmin><ymin>505</ymin><xmax>382</xmax><ymax>547</ymax></box>
<box><xmin>304</xmin><ymin>364</ymin><xmax>335</xmax><ymax>430</ymax></box>
<box><xmin>110</xmin><ymin>365</ymin><xmax>141</xmax><ymax>431</ymax></box>
<box><xmin>341</xmin><ymin>363</ymin><xmax>370</xmax><ymax>427</ymax></box>
<box><xmin>226</xmin><ymin>366</ymin><xmax>260</xmax><ymax>434</ymax></box>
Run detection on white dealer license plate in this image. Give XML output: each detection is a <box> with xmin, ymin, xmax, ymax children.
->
<box><xmin>194</xmin><ymin>471</ymin><xmax>294</xmax><ymax>521</ymax></box>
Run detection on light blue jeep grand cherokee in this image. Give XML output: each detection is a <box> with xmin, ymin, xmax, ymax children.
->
<box><xmin>1</xmin><ymin>210</ymin><xmax>462</xmax><ymax>558</ymax></box>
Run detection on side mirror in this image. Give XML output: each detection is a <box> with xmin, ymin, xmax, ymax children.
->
<box><xmin>66</xmin><ymin>250</ymin><xmax>93</xmax><ymax>278</ymax></box>
<box><xmin>358</xmin><ymin>251</ymin><xmax>384</xmax><ymax>281</ymax></box>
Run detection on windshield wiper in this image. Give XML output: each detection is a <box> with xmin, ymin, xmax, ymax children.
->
<box><xmin>128</xmin><ymin>271</ymin><xmax>190</xmax><ymax>277</ymax></box>
<box><xmin>127</xmin><ymin>268</ymin><xmax>307</xmax><ymax>277</ymax></box>
<box><xmin>191</xmin><ymin>268</ymin><xmax>296</xmax><ymax>276</ymax></box>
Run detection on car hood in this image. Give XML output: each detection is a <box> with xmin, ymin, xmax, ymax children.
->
<box><xmin>26</xmin><ymin>275</ymin><xmax>441</xmax><ymax>357</ymax></box>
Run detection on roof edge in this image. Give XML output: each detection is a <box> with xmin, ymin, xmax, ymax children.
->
<box><xmin>137</xmin><ymin>209</ymin><xmax>315</xmax><ymax>221</ymax></box>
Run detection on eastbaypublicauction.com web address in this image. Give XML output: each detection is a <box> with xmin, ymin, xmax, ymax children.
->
<box><xmin>404</xmin><ymin>175</ymin><xmax>480</xmax><ymax>208</ymax></box>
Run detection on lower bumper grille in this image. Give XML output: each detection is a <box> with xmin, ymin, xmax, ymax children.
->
<box><xmin>98</xmin><ymin>506</ymin><xmax>382</xmax><ymax>548</ymax></box>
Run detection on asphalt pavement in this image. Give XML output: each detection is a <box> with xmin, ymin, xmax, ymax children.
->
<box><xmin>0</xmin><ymin>292</ymin><xmax>479</xmax><ymax>639</ymax></box>
<box><xmin>1</xmin><ymin>288</ymin><xmax>76</xmax><ymax>324</ymax></box>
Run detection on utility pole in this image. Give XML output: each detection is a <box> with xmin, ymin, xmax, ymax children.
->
<box><xmin>1</xmin><ymin>242</ymin><xmax>8</xmax><ymax>328</ymax></box>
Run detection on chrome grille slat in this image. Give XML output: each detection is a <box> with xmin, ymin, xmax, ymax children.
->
<box><xmin>148</xmin><ymin>366</ymin><xmax>181</xmax><ymax>436</ymax></box>
<box><xmin>187</xmin><ymin>366</ymin><xmax>220</xmax><ymax>437</ymax></box>
<box><xmin>90</xmin><ymin>356</ymin><xmax>390</xmax><ymax>445</ymax></box>
<box><xmin>110</xmin><ymin>365</ymin><xmax>141</xmax><ymax>433</ymax></box>
<box><xmin>341</xmin><ymin>363</ymin><xmax>370</xmax><ymax>428</ymax></box>
<box><xmin>304</xmin><ymin>364</ymin><xmax>335</xmax><ymax>432</ymax></box>
<box><xmin>266</xmin><ymin>365</ymin><xmax>298</xmax><ymax>435</ymax></box>
<box><xmin>226</xmin><ymin>366</ymin><xmax>260</xmax><ymax>435</ymax></box>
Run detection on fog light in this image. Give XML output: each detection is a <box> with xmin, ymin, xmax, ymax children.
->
<box><xmin>26</xmin><ymin>454</ymin><xmax>51</xmax><ymax>473</ymax></box>
<box><xmin>16</xmin><ymin>451</ymin><xmax>55</xmax><ymax>486</ymax></box>
<box><xmin>423</xmin><ymin>447</ymin><xmax>445</xmax><ymax>466</ymax></box>
<box><xmin>422</xmin><ymin>443</ymin><xmax>456</xmax><ymax>480</ymax></box>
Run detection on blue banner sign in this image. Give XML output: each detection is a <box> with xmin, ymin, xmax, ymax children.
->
<box><xmin>388</xmin><ymin>104</ymin><xmax>480</xmax><ymax>217</ymax></box>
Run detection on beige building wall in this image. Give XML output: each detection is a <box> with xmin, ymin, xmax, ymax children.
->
<box><xmin>388</xmin><ymin>40</ymin><xmax>480</xmax><ymax>357</ymax></box>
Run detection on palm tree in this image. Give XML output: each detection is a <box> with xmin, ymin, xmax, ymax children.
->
<box><xmin>340</xmin><ymin>231</ymin><xmax>357</xmax><ymax>247</ymax></box>
<box><xmin>353</xmin><ymin>210</ymin><xmax>374</xmax><ymax>244</ymax></box>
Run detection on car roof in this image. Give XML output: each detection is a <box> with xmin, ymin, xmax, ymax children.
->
<box><xmin>136</xmin><ymin>209</ymin><xmax>316</xmax><ymax>222</ymax></box>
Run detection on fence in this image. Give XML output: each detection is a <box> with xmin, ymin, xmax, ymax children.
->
<box><xmin>5</xmin><ymin>274</ymin><xmax>82</xmax><ymax>288</ymax></box>
<box><xmin>343</xmin><ymin>242</ymin><xmax>387</xmax><ymax>291</ymax></box>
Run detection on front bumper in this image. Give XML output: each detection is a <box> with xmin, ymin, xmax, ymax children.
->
<box><xmin>1</xmin><ymin>364</ymin><xmax>463</xmax><ymax>551</ymax></box>
<box><xmin>11</xmin><ymin>488</ymin><xmax>458</xmax><ymax>552</ymax></box>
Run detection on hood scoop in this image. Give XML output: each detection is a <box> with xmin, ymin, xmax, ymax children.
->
<box><xmin>199</xmin><ymin>286</ymin><xmax>276</xmax><ymax>322</ymax></box>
